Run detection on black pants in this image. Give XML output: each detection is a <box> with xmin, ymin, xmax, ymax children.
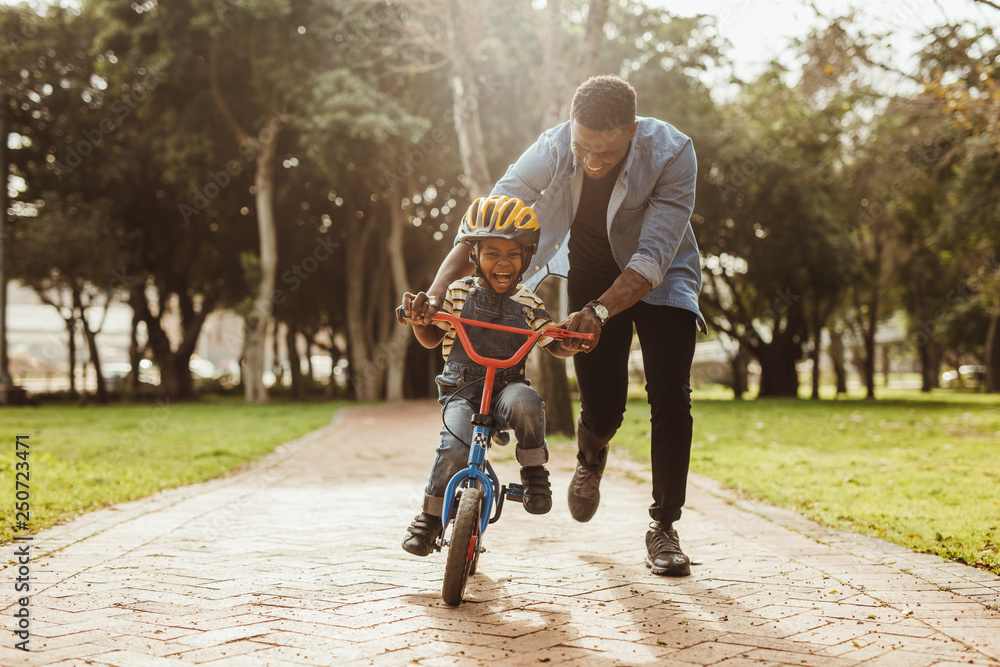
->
<box><xmin>569</xmin><ymin>282</ymin><xmax>696</xmax><ymax>525</ymax></box>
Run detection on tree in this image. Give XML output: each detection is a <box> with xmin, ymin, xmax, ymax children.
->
<box><xmin>1</xmin><ymin>4</ymin><xmax>84</xmax><ymax>400</ymax></box>
<box><xmin>920</xmin><ymin>23</ymin><xmax>1000</xmax><ymax>391</ymax></box>
<box><xmin>700</xmin><ymin>61</ymin><xmax>858</xmax><ymax>398</ymax></box>
<box><xmin>10</xmin><ymin>195</ymin><xmax>126</xmax><ymax>403</ymax></box>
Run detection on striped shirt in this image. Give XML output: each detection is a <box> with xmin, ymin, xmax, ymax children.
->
<box><xmin>436</xmin><ymin>278</ymin><xmax>555</xmax><ymax>361</ymax></box>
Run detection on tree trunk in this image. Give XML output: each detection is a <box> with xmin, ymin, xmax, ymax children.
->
<box><xmin>273</xmin><ymin>331</ymin><xmax>283</xmax><ymax>388</ymax></box>
<box><xmin>384</xmin><ymin>203</ymin><xmax>411</xmax><ymax>401</ymax></box>
<box><xmin>574</xmin><ymin>0</ymin><xmax>611</xmax><ymax>83</ymax></box>
<box><xmin>729</xmin><ymin>341</ymin><xmax>749</xmax><ymax>400</ymax></box>
<box><xmin>131</xmin><ymin>286</ymin><xmax>210</xmax><ymax>402</ymax></box>
<box><xmin>81</xmin><ymin>319</ymin><xmax>107</xmax><ymax>403</ymax></box>
<box><xmin>158</xmin><ymin>354</ymin><xmax>192</xmax><ymax>402</ymax></box>
<box><xmin>65</xmin><ymin>315</ymin><xmax>77</xmax><ymax>396</ymax></box>
<box><xmin>755</xmin><ymin>344</ymin><xmax>799</xmax><ymax>397</ymax></box>
<box><xmin>828</xmin><ymin>325</ymin><xmax>848</xmax><ymax>395</ymax></box>
<box><xmin>286</xmin><ymin>324</ymin><xmax>304</xmax><ymax>400</ymax></box>
<box><xmin>985</xmin><ymin>296</ymin><xmax>1000</xmax><ymax>393</ymax></box>
<box><xmin>754</xmin><ymin>328</ymin><xmax>801</xmax><ymax>399</ymax></box>
<box><xmin>341</xmin><ymin>207</ymin><xmax>410</xmax><ymax>403</ymax></box>
<box><xmin>443</xmin><ymin>0</ymin><xmax>492</xmax><ymax>199</ymax></box>
<box><xmin>863</xmin><ymin>289</ymin><xmax>879</xmax><ymax>399</ymax></box>
<box><xmin>526</xmin><ymin>278</ymin><xmax>575</xmax><ymax>435</ymax></box>
<box><xmin>73</xmin><ymin>287</ymin><xmax>108</xmax><ymax>404</ymax></box>
<box><xmin>810</xmin><ymin>318</ymin><xmax>822</xmax><ymax>400</ymax></box>
<box><xmin>243</xmin><ymin>127</ymin><xmax>280</xmax><ymax>404</ymax></box>
<box><xmin>810</xmin><ymin>340</ymin><xmax>821</xmax><ymax>399</ymax></box>
<box><xmin>918</xmin><ymin>341</ymin><xmax>943</xmax><ymax>393</ymax></box>
<box><xmin>345</xmin><ymin>222</ymin><xmax>380</xmax><ymax>401</ymax></box>
<box><xmin>542</xmin><ymin>0</ymin><xmax>568</xmax><ymax>125</ymax></box>
<box><xmin>127</xmin><ymin>308</ymin><xmax>143</xmax><ymax>395</ymax></box>
<box><xmin>303</xmin><ymin>332</ymin><xmax>314</xmax><ymax>381</ymax></box>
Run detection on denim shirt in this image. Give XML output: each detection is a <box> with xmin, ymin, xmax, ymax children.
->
<box><xmin>489</xmin><ymin>117</ymin><xmax>706</xmax><ymax>333</ymax></box>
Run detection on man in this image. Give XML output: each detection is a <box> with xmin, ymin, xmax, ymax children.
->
<box><xmin>412</xmin><ymin>75</ymin><xmax>704</xmax><ymax>576</ymax></box>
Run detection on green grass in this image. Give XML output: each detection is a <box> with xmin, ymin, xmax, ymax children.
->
<box><xmin>1</xmin><ymin>397</ymin><xmax>343</xmax><ymax>543</ymax></box>
<box><xmin>614</xmin><ymin>387</ymin><xmax>1000</xmax><ymax>574</ymax></box>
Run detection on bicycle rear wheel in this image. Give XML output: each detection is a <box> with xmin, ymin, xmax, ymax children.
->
<box><xmin>442</xmin><ymin>486</ymin><xmax>483</xmax><ymax>606</ymax></box>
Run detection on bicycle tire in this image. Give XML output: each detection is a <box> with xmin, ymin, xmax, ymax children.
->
<box><xmin>442</xmin><ymin>486</ymin><xmax>483</xmax><ymax>606</ymax></box>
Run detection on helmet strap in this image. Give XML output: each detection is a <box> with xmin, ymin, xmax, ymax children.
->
<box><xmin>469</xmin><ymin>243</ymin><xmax>485</xmax><ymax>280</ymax></box>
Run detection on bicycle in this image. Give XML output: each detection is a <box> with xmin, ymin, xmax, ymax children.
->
<box><xmin>397</xmin><ymin>306</ymin><xmax>593</xmax><ymax>605</ymax></box>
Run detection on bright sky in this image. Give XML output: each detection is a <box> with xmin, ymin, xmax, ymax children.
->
<box><xmin>649</xmin><ymin>0</ymin><xmax>996</xmax><ymax>80</ymax></box>
<box><xmin>7</xmin><ymin>0</ymin><xmax>993</xmax><ymax>73</ymax></box>
<box><xmin>4</xmin><ymin>0</ymin><xmax>995</xmax><ymax>90</ymax></box>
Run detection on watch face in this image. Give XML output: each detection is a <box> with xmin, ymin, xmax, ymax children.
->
<box><xmin>592</xmin><ymin>303</ymin><xmax>609</xmax><ymax>322</ymax></box>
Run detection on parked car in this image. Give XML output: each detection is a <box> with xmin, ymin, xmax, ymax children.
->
<box><xmin>188</xmin><ymin>356</ymin><xmax>219</xmax><ymax>380</ymax></box>
<box><xmin>100</xmin><ymin>360</ymin><xmax>158</xmax><ymax>388</ymax></box>
<box><xmin>940</xmin><ymin>365</ymin><xmax>987</xmax><ymax>387</ymax></box>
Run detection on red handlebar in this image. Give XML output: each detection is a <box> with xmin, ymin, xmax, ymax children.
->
<box><xmin>397</xmin><ymin>306</ymin><xmax>592</xmax><ymax>367</ymax></box>
<box><xmin>397</xmin><ymin>306</ymin><xmax>593</xmax><ymax>414</ymax></box>
<box><xmin>431</xmin><ymin>311</ymin><xmax>591</xmax><ymax>369</ymax></box>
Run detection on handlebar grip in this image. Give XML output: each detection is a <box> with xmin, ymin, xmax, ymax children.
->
<box><xmin>396</xmin><ymin>305</ymin><xmax>406</xmax><ymax>322</ymax></box>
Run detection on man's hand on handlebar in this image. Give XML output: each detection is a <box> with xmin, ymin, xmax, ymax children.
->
<box><xmin>399</xmin><ymin>291</ymin><xmax>440</xmax><ymax>326</ymax></box>
<box><xmin>556</xmin><ymin>308</ymin><xmax>603</xmax><ymax>354</ymax></box>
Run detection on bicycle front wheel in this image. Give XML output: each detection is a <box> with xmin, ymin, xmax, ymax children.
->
<box><xmin>441</xmin><ymin>486</ymin><xmax>483</xmax><ymax>606</ymax></box>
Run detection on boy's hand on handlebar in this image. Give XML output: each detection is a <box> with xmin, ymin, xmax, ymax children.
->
<box><xmin>400</xmin><ymin>291</ymin><xmax>440</xmax><ymax>326</ymax></box>
<box><xmin>557</xmin><ymin>309</ymin><xmax>602</xmax><ymax>354</ymax></box>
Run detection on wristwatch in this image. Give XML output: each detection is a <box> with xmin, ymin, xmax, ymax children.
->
<box><xmin>585</xmin><ymin>300</ymin><xmax>610</xmax><ymax>327</ymax></box>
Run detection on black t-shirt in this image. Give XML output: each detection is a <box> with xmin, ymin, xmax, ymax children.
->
<box><xmin>567</xmin><ymin>155</ymin><xmax>626</xmax><ymax>289</ymax></box>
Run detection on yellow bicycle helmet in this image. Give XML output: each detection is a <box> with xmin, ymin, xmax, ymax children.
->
<box><xmin>456</xmin><ymin>196</ymin><xmax>540</xmax><ymax>283</ymax></box>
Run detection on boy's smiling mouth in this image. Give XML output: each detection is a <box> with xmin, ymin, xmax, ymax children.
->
<box><xmin>492</xmin><ymin>271</ymin><xmax>513</xmax><ymax>291</ymax></box>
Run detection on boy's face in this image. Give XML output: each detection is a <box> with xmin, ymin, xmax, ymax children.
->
<box><xmin>475</xmin><ymin>238</ymin><xmax>523</xmax><ymax>294</ymax></box>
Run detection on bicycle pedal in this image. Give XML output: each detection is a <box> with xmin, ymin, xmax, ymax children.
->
<box><xmin>505</xmin><ymin>483</ymin><xmax>524</xmax><ymax>502</ymax></box>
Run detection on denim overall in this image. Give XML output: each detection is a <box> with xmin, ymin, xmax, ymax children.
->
<box><xmin>422</xmin><ymin>278</ymin><xmax>549</xmax><ymax>516</ymax></box>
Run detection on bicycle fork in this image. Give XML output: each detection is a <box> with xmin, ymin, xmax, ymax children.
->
<box><xmin>441</xmin><ymin>421</ymin><xmax>494</xmax><ymax>540</ymax></box>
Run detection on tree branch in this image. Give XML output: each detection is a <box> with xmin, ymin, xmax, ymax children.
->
<box><xmin>209</xmin><ymin>41</ymin><xmax>250</xmax><ymax>145</ymax></box>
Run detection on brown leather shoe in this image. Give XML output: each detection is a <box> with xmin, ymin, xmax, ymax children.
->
<box><xmin>567</xmin><ymin>458</ymin><xmax>604</xmax><ymax>522</ymax></box>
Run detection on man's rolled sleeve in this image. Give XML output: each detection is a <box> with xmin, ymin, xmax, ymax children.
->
<box><xmin>625</xmin><ymin>254</ymin><xmax>664</xmax><ymax>289</ymax></box>
<box><xmin>631</xmin><ymin>140</ymin><xmax>697</xmax><ymax>286</ymax></box>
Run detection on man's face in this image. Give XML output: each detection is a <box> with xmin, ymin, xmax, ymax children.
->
<box><xmin>474</xmin><ymin>238</ymin><xmax>524</xmax><ymax>294</ymax></box>
<box><xmin>570</xmin><ymin>120</ymin><xmax>638</xmax><ymax>180</ymax></box>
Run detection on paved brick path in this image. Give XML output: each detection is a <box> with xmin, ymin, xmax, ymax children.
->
<box><xmin>3</xmin><ymin>401</ymin><xmax>1000</xmax><ymax>666</ymax></box>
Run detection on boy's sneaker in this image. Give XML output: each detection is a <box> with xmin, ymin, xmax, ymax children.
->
<box><xmin>520</xmin><ymin>466</ymin><xmax>552</xmax><ymax>515</ymax></box>
<box><xmin>567</xmin><ymin>457</ymin><xmax>605</xmax><ymax>522</ymax></box>
<box><xmin>402</xmin><ymin>513</ymin><xmax>442</xmax><ymax>557</ymax></box>
<box><xmin>645</xmin><ymin>522</ymin><xmax>691</xmax><ymax>576</ymax></box>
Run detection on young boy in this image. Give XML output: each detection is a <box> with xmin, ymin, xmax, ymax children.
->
<box><xmin>399</xmin><ymin>195</ymin><xmax>578</xmax><ymax>557</ymax></box>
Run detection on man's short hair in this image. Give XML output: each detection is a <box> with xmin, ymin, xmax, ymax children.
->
<box><xmin>571</xmin><ymin>75</ymin><xmax>637</xmax><ymax>131</ymax></box>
